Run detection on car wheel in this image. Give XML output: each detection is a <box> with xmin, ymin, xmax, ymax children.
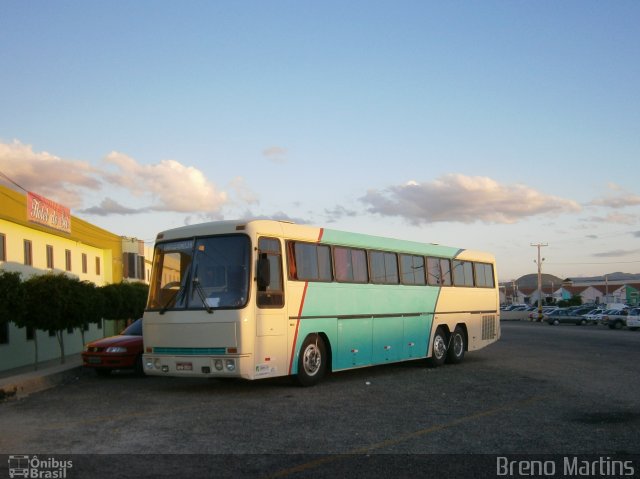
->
<box><xmin>580</xmin><ymin>319</ymin><xmax>587</xmax><ymax>326</ymax></box>
<box><xmin>614</xmin><ymin>321</ymin><xmax>623</xmax><ymax>330</ymax></box>
<box><xmin>427</xmin><ymin>327</ymin><xmax>448</xmax><ymax>368</ymax></box>
<box><xmin>446</xmin><ymin>326</ymin><xmax>466</xmax><ymax>364</ymax></box>
<box><xmin>553</xmin><ymin>319</ymin><xmax>560</xmax><ymax>326</ymax></box>
<box><xmin>296</xmin><ymin>334</ymin><xmax>327</xmax><ymax>387</ymax></box>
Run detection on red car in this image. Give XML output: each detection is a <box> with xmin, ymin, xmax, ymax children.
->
<box><xmin>82</xmin><ymin>318</ymin><xmax>144</xmax><ymax>376</ymax></box>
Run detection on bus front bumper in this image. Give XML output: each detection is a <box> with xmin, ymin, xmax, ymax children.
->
<box><xmin>143</xmin><ymin>354</ymin><xmax>252</xmax><ymax>378</ymax></box>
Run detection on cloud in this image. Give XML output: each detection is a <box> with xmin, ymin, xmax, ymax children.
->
<box><xmin>239</xmin><ymin>210</ymin><xmax>310</xmax><ymax>224</ymax></box>
<box><xmin>589</xmin><ymin>183</ymin><xmax>640</xmax><ymax>208</ymax></box>
<box><xmin>79</xmin><ymin>198</ymin><xmax>147</xmax><ymax>216</ymax></box>
<box><xmin>633</xmin><ymin>231</ymin><xmax>640</xmax><ymax>238</ymax></box>
<box><xmin>228</xmin><ymin>176</ymin><xmax>259</xmax><ymax>205</ymax></box>
<box><xmin>324</xmin><ymin>205</ymin><xmax>358</xmax><ymax>223</ymax></box>
<box><xmin>0</xmin><ymin>140</ymin><xmax>239</xmax><ymax>217</ymax></box>
<box><xmin>361</xmin><ymin>174</ymin><xmax>581</xmax><ymax>225</ymax></box>
<box><xmin>102</xmin><ymin>152</ymin><xmax>228</xmax><ymax>214</ymax></box>
<box><xmin>0</xmin><ymin>139</ymin><xmax>101</xmax><ymax>207</ymax></box>
<box><xmin>593</xmin><ymin>249</ymin><xmax>640</xmax><ymax>258</ymax></box>
<box><xmin>589</xmin><ymin>195</ymin><xmax>640</xmax><ymax>208</ymax></box>
<box><xmin>262</xmin><ymin>146</ymin><xmax>288</xmax><ymax>164</ymax></box>
<box><xmin>584</xmin><ymin>213</ymin><xmax>638</xmax><ymax>225</ymax></box>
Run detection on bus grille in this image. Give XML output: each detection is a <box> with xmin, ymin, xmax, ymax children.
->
<box><xmin>482</xmin><ymin>315</ymin><xmax>497</xmax><ymax>340</ymax></box>
<box><xmin>153</xmin><ymin>347</ymin><xmax>226</xmax><ymax>355</ymax></box>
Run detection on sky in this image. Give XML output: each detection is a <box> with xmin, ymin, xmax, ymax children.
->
<box><xmin>1</xmin><ymin>1</ymin><xmax>639</xmax><ymax>282</ymax></box>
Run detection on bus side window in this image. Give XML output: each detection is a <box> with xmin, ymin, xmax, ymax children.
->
<box><xmin>257</xmin><ymin>237</ymin><xmax>284</xmax><ymax>308</ymax></box>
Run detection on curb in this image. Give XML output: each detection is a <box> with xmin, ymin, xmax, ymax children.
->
<box><xmin>0</xmin><ymin>361</ymin><xmax>83</xmax><ymax>401</ymax></box>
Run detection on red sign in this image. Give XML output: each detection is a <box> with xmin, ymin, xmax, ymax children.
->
<box><xmin>27</xmin><ymin>192</ymin><xmax>71</xmax><ymax>234</ymax></box>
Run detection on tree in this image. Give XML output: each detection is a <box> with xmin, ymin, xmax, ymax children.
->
<box><xmin>101</xmin><ymin>282</ymin><xmax>149</xmax><ymax>321</ymax></box>
<box><xmin>558</xmin><ymin>294</ymin><xmax>582</xmax><ymax>308</ymax></box>
<box><xmin>0</xmin><ymin>270</ymin><xmax>26</xmax><ymax>327</ymax></box>
<box><xmin>69</xmin><ymin>280</ymin><xmax>105</xmax><ymax>348</ymax></box>
<box><xmin>22</xmin><ymin>273</ymin><xmax>78</xmax><ymax>365</ymax></box>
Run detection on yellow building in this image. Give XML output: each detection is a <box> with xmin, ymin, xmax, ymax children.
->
<box><xmin>0</xmin><ymin>184</ymin><xmax>148</xmax><ymax>371</ymax></box>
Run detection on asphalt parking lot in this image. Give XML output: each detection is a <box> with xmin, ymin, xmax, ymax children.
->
<box><xmin>2</xmin><ymin>321</ymin><xmax>639</xmax><ymax>478</ymax></box>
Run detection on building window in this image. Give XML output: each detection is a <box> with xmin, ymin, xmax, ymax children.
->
<box><xmin>82</xmin><ymin>253</ymin><xmax>88</xmax><ymax>274</ymax></box>
<box><xmin>46</xmin><ymin>245</ymin><xmax>54</xmax><ymax>269</ymax></box>
<box><xmin>0</xmin><ymin>322</ymin><xmax>8</xmax><ymax>344</ymax></box>
<box><xmin>0</xmin><ymin>233</ymin><xmax>6</xmax><ymax>261</ymax></box>
<box><xmin>95</xmin><ymin>257</ymin><xmax>101</xmax><ymax>275</ymax></box>
<box><xmin>24</xmin><ymin>239</ymin><xmax>33</xmax><ymax>266</ymax></box>
<box><xmin>123</xmin><ymin>252</ymin><xmax>146</xmax><ymax>280</ymax></box>
<box><xmin>65</xmin><ymin>249</ymin><xmax>72</xmax><ymax>271</ymax></box>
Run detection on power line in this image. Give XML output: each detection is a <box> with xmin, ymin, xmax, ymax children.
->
<box><xmin>0</xmin><ymin>170</ymin><xmax>28</xmax><ymax>193</ymax></box>
<box><xmin>547</xmin><ymin>260</ymin><xmax>640</xmax><ymax>265</ymax></box>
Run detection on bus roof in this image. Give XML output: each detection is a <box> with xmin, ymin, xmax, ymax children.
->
<box><xmin>154</xmin><ymin>219</ymin><xmax>494</xmax><ymax>262</ymax></box>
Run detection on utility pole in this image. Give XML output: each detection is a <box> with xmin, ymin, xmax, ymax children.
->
<box><xmin>531</xmin><ymin>243</ymin><xmax>548</xmax><ymax>321</ymax></box>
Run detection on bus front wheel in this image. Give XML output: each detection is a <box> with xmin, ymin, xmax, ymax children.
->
<box><xmin>296</xmin><ymin>334</ymin><xmax>327</xmax><ymax>387</ymax></box>
<box><xmin>427</xmin><ymin>327</ymin><xmax>447</xmax><ymax>368</ymax></box>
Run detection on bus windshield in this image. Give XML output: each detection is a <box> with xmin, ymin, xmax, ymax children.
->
<box><xmin>147</xmin><ymin>235</ymin><xmax>250</xmax><ymax>311</ymax></box>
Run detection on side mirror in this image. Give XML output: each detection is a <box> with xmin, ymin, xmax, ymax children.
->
<box><xmin>257</xmin><ymin>255</ymin><xmax>271</xmax><ymax>290</ymax></box>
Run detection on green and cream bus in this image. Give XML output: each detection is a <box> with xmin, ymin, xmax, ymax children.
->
<box><xmin>142</xmin><ymin>219</ymin><xmax>500</xmax><ymax>385</ymax></box>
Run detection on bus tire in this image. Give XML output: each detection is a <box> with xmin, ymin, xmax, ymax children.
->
<box><xmin>296</xmin><ymin>334</ymin><xmax>327</xmax><ymax>387</ymax></box>
<box><xmin>446</xmin><ymin>326</ymin><xmax>466</xmax><ymax>364</ymax></box>
<box><xmin>426</xmin><ymin>327</ymin><xmax>447</xmax><ymax>368</ymax></box>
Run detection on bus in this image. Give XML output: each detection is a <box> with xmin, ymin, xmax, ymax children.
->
<box><xmin>142</xmin><ymin>219</ymin><xmax>500</xmax><ymax>385</ymax></box>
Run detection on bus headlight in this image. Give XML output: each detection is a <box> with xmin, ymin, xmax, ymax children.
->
<box><xmin>225</xmin><ymin>359</ymin><xmax>236</xmax><ymax>372</ymax></box>
<box><xmin>214</xmin><ymin>359</ymin><xmax>223</xmax><ymax>371</ymax></box>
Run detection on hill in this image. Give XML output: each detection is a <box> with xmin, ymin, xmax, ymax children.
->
<box><xmin>513</xmin><ymin>273</ymin><xmax>564</xmax><ymax>288</ymax></box>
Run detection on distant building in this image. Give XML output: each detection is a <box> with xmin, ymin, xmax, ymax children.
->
<box><xmin>500</xmin><ymin>275</ymin><xmax>640</xmax><ymax>307</ymax></box>
<box><xmin>0</xmin><ymin>184</ymin><xmax>150</xmax><ymax>372</ymax></box>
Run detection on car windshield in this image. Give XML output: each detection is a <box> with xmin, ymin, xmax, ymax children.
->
<box><xmin>147</xmin><ymin>234</ymin><xmax>251</xmax><ymax>311</ymax></box>
<box><xmin>121</xmin><ymin>319</ymin><xmax>142</xmax><ymax>336</ymax></box>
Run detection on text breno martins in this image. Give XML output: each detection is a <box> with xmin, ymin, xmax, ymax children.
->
<box><xmin>496</xmin><ymin>456</ymin><xmax>635</xmax><ymax>477</ymax></box>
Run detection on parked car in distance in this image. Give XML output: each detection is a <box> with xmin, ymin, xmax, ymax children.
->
<box><xmin>626</xmin><ymin>308</ymin><xmax>640</xmax><ymax>331</ymax></box>
<box><xmin>584</xmin><ymin>308</ymin><xmax>605</xmax><ymax>323</ymax></box>
<box><xmin>545</xmin><ymin>308</ymin><xmax>590</xmax><ymax>326</ymax></box>
<box><xmin>599</xmin><ymin>309</ymin><xmax>629</xmax><ymax>329</ymax></box>
<box><xmin>571</xmin><ymin>306</ymin><xmax>598</xmax><ymax>317</ymax></box>
<box><xmin>530</xmin><ymin>306</ymin><xmax>558</xmax><ymax>321</ymax></box>
<box><xmin>82</xmin><ymin>318</ymin><xmax>143</xmax><ymax>376</ymax></box>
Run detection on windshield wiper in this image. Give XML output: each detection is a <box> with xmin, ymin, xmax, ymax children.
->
<box><xmin>192</xmin><ymin>277</ymin><xmax>214</xmax><ymax>314</ymax></box>
<box><xmin>159</xmin><ymin>275</ymin><xmax>191</xmax><ymax>315</ymax></box>
<box><xmin>159</xmin><ymin>287</ymin><xmax>180</xmax><ymax>315</ymax></box>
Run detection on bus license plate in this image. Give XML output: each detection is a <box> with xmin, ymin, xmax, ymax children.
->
<box><xmin>176</xmin><ymin>362</ymin><xmax>192</xmax><ymax>371</ymax></box>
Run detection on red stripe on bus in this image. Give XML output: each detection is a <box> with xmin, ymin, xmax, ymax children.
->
<box><xmin>317</xmin><ymin>228</ymin><xmax>324</xmax><ymax>242</ymax></box>
<box><xmin>288</xmin><ymin>281</ymin><xmax>309</xmax><ymax>374</ymax></box>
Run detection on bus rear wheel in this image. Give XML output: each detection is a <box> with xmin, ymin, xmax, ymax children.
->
<box><xmin>446</xmin><ymin>326</ymin><xmax>466</xmax><ymax>364</ymax></box>
<box><xmin>296</xmin><ymin>334</ymin><xmax>327</xmax><ymax>387</ymax></box>
<box><xmin>427</xmin><ymin>327</ymin><xmax>447</xmax><ymax>368</ymax></box>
